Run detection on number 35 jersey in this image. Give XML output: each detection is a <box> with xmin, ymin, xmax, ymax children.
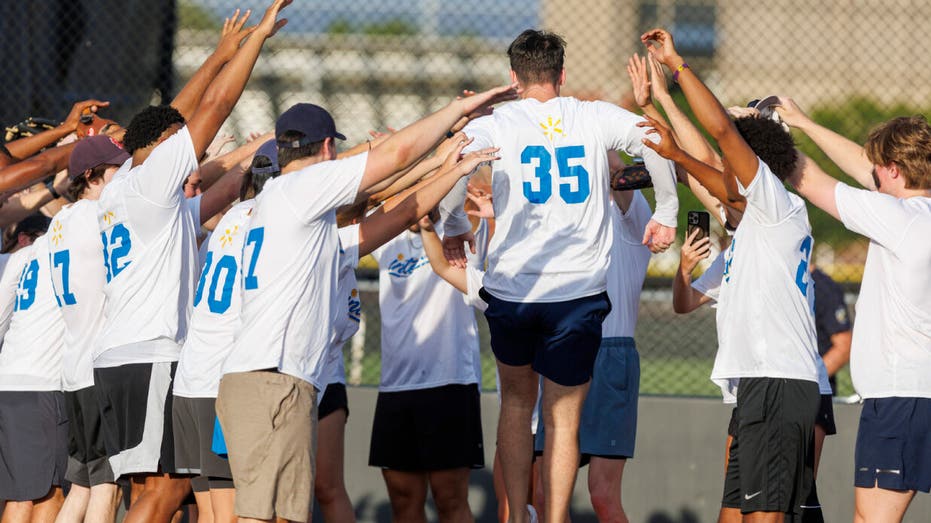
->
<box><xmin>95</xmin><ymin>127</ymin><xmax>201</xmax><ymax>367</ymax></box>
<box><xmin>174</xmin><ymin>200</ymin><xmax>254</xmax><ymax>398</ymax></box>
<box><xmin>462</xmin><ymin>97</ymin><xmax>677</xmax><ymax>303</ymax></box>
<box><xmin>46</xmin><ymin>200</ymin><xmax>108</xmax><ymax>391</ymax></box>
<box><xmin>711</xmin><ymin>159</ymin><xmax>819</xmax><ymax>397</ymax></box>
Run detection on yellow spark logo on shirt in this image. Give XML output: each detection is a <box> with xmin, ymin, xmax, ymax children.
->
<box><xmin>219</xmin><ymin>225</ymin><xmax>240</xmax><ymax>248</ymax></box>
<box><xmin>102</xmin><ymin>211</ymin><xmax>115</xmax><ymax>225</ymax></box>
<box><xmin>540</xmin><ymin>116</ymin><xmax>564</xmax><ymax>140</ymax></box>
<box><xmin>51</xmin><ymin>221</ymin><xmax>63</xmax><ymax>246</ymax></box>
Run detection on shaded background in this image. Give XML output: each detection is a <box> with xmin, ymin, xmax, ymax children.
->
<box><xmin>3</xmin><ymin>0</ymin><xmax>929</xmax><ymax>396</ymax></box>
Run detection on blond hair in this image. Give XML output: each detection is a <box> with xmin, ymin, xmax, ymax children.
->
<box><xmin>864</xmin><ymin>115</ymin><xmax>931</xmax><ymax>189</ymax></box>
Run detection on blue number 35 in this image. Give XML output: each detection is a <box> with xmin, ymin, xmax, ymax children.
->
<box><xmin>521</xmin><ymin>145</ymin><xmax>590</xmax><ymax>204</ymax></box>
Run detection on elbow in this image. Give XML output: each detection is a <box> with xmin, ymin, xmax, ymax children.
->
<box><xmin>672</xmin><ymin>301</ymin><xmax>689</xmax><ymax>314</ymax></box>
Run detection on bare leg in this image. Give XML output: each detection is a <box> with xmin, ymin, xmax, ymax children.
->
<box><xmin>123</xmin><ymin>474</ymin><xmax>191</xmax><ymax>523</ymax></box>
<box><xmin>194</xmin><ymin>490</ymin><xmax>214</xmax><ymax>523</ymax></box>
<box><xmin>496</xmin><ymin>362</ymin><xmax>538</xmax><ymax>523</ymax></box>
<box><xmin>382</xmin><ymin>470</ymin><xmax>428</xmax><ymax>523</ymax></box>
<box><xmin>587</xmin><ymin>458</ymin><xmax>627</xmax><ymax>523</ymax></box>
<box><xmin>813</xmin><ymin>424</ymin><xmax>826</xmax><ymax>478</ymax></box>
<box><xmin>717</xmin><ymin>436</ymin><xmax>740</xmax><ymax>523</ymax></box>
<box><xmin>854</xmin><ymin>486</ymin><xmax>914</xmax><ymax>523</ymax></box>
<box><xmin>741</xmin><ymin>512</ymin><xmax>782</xmax><ymax>523</ymax></box>
<box><xmin>314</xmin><ymin>410</ymin><xmax>355</xmax><ymax>523</ymax></box>
<box><xmin>493</xmin><ymin>450</ymin><xmax>508</xmax><ymax>523</ymax></box>
<box><xmin>428</xmin><ymin>468</ymin><xmax>473</xmax><ymax>523</ymax></box>
<box><xmin>53</xmin><ymin>484</ymin><xmax>89</xmax><ymax>523</ymax></box>
<box><xmin>85</xmin><ymin>483</ymin><xmax>121</xmax><ymax>523</ymax></box>
<box><xmin>1</xmin><ymin>501</ymin><xmax>33</xmax><ymax>523</ymax></box>
<box><xmin>209</xmin><ymin>488</ymin><xmax>236</xmax><ymax>523</ymax></box>
<box><xmin>26</xmin><ymin>487</ymin><xmax>65</xmax><ymax>523</ymax></box>
<box><xmin>540</xmin><ymin>378</ymin><xmax>588</xmax><ymax>523</ymax></box>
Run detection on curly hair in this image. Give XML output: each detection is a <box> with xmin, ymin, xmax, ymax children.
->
<box><xmin>734</xmin><ymin>116</ymin><xmax>798</xmax><ymax>181</ymax></box>
<box><xmin>122</xmin><ymin>105</ymin><xmax>185</xmax><ymax>154</ymax></box>
<box><xmin>865</xmin><ymin>115</ymin><xmax>931</xmax><ymax>190</ymax></box>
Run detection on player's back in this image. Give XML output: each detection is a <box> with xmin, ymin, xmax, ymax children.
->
<box><xmin>472</xmin><ymin>97</ymin><xmax>638</xmax><ymax>303</ymax></box>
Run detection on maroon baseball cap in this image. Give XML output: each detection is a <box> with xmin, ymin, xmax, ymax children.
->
<box><xmin>68</xmin><ymin>136</ymin><xmax>130</xmax><ymax>180</ymax></box>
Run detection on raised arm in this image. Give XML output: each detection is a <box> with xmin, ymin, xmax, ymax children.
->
<box><xmin>642</xmin><ymin>28</ymin><xmax>759</xmax><ymax>188</ymax></box>
<box><xmin>0</xmin><ymin>142</ymin><xmax>77</xmax><ymax>194</ymax></box>
<box><xmin>672</xmin><ymin>228</ymin><xmax>714</xmax><ymax>314</ymax></box>
<box><xmin>0</xmin><ymin>170</ymin><xmax>69</xmax><ymax>229</ymax></box>
<box><xmin>357</xmin><ymin>143</ymin><xmax>499</xmax><ymax>257</ymax></box>
<box><xmin>421</xmin><ymin>218</ymin><xmax>468</xmax><ymax>294</ymax></box>
<box><xmin>358</xmin><ymin>83</ymin><xmax>517</xmax><ymax>196</ymax></box>
<box><xmin>366</xmin><ymin>132</ymin><xmax>467</xmax><ymax>205</ymax></box>
<box><xmin>774</xmin><ymin>96</ymin><xmax>875</xmax><ymax>190</ymax></box>
<box><xmin>626</xmin><ymin>54</ymin><xmax>666</xmax><ymax>123</ymax></box>
<box><xmin>787</xmin><ymin>152</ymin><xmax>840</xmax><ymax>220</ymax></box>
<box><xmin>4</xmin><ymin>100</ymin><xmax>108</xmax><ymax>160</ymax></box>
<box><xmin>186</xmin><ymin>0</ymin><xmax>290</xmax><ymax>158</ymax></box>
<box><xmin>199</xmin><ymin>164</ymin><xmax>247</xmax><ymax>226</ymax></box>
<box><xmin>195</xmin><ymin>133</ymin><xmax>271</xmax><ymax>191</ymax></box>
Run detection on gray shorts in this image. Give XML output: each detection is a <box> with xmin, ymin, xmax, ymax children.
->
<box><xmin>0</xmin><ymin>391</ymin><xmax>69</xmax><ymax>501</ymax></box>
<box><xmin>172</xmin><ymin>395</ymin><xmax>233</xmax><ymax>488</ymax></box>
<box><xmin>64</xmin><ymin>386</ymin><xmax>115</xmax><ymax>487</ymax></box>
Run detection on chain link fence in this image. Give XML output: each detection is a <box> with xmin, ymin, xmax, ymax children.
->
<box><xmin>3</xmin><ymin>0</ymin><xmax>926</xmax><ymax>396</ymax></box>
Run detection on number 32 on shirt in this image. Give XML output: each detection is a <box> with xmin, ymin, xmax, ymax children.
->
<box><xmin>521</xmin><ymin>145</ymin><xmax>590</xmax><ymax>204</ymax></box>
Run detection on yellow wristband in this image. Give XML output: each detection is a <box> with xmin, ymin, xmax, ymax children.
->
<box><xmin>673</xmin><ymin>62</ymin><xmax>690</xmax><ymax>83</ymax></box>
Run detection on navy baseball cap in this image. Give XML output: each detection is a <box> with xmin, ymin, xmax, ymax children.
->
<box><xmin>275</xmin><ymin>103</ymin><xmax>346</xmax><ymax>148</ymax></box>
<box><xmin>252</xmin><ymin>139</ymin><xmax>280</xmax><ymax>176</ymax></box>
<box><xmin>68</xmin><ymin>136</ymin><xmax>130</xmax><ymax>180</ymax></box>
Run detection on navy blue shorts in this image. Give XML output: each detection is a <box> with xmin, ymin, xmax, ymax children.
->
<box><xmin>854</xmin><ymin>397</ymin><xmax>931</xmax><ymax>492</ymax></box>
<box><xmin>534</xmin><ymin>337</ymin><xmax>639</xmax><ymax>460</ymax></box>
<box><xmin>481</xmin><ymin>288</ymin><xmax>611</xmax><ymax>387</ymax></box>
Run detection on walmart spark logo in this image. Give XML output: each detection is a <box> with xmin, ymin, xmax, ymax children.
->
<box><xmin>102</xmin><ymin>211</ymin><xmax>115</xmax><ymax>225</ymax></box>
<box><xmin>220</xmin><ymin>225</ymin><xmax>240</xmax><ymax>248</ymax></box>
<box><xmin>50</xmin><ymin>221</ymin><xmax>63</xmax><ymax>246</ymax></box>
<box><xmin>540</xmin><ymin>116</ymin><xmax>564</xmax><ymax>140</ymax></box>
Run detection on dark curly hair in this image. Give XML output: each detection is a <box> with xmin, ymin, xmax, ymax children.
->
<box><xmin>122</xmin><ymin>105</ymin><xmax>185</xmax><ymax>154</ymax></box>
<box><xmin>734</xmin><ymin>116</ymin><xmax>798</xmax><ymax>181</ymax></box>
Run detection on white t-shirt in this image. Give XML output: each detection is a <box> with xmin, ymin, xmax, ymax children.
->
<box><xmin>694</xmin><ymin>250</ymin><xmax>832</xmax><ymax>402</ymax></box>
<box><xmin>0</xmin><ymin>249</ymin><xmax>28</xmax><ymax>342</ymax></box>
<box><xmin>708</xmin><ymin>160</ymin><xmax>819</xmax><ymax>401</ymax></box>
<box><xmin>835</xmin><ymin>184</ymin><xmax>931</xmax><ymax>399</ymax></box>
<box><xmin>318</xmin><ymin>224</ymin><xmax>362</xmax><ymax>390</ymax></box>
<box><xmin>0</xmin><ymin>242</ymin><xmax>66</xmax><ymax>391</ymax></box>
<box><xmin>174</xmin><ymin>200</ymin><xmax>255</xmax><ymax>398</ymax></box>
<box><xmin>94</xmin><ymin>127</ymin><xmax>201</xmax><ymax>367</ymax></box>
<box><xmin>454</xmin><ymin>97</ymin><xmax>677</xmax><ymax>303</ymax></box>
<box><xmin>371</xmin><ymin>228</ymin><xmax>481</xmax><ymax>392</ymax></box>
<box><xmin>603</xmin><ymin>191</ymin><xmax>652</xmax><ymax>338</ymax></box>
<box><xmin>47</xmin><ymin>200</ymin><xmax>108</xmax><ymax>391</ymax></box>
<box><xmin>222</xmin><ymin>153</ymin><xmax>367</xmax><ymax>390</ymax></box>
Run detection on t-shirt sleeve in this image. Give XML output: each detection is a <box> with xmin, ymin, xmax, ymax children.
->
<box><xmin>617</xmin><ymin>191</ymin><xmax>652</xmax><ymax>244</ymax></box>
<box><xmin>465</xmin><ymin>265</ymin><xmax>488</xmax><ymax>312</ymax></box>
<box><xmin>129</xmin><ymin>126</ymin><xmax>199</xmax><ymax>207</ymax></box>
<box><xmin>738</xmin><ymin>159</ymin><xmax>798</xmax><ymax>225</ymax></box>
<box><xmin>461</xmin><ymin>116</ymin><xmax>495</xmax><ymax>153</ymax></box>
<box><xmin>282</xmin><ymin>152</ymin><xmax>368</xmax><ymax>224</ymax></box>
<box><xmin>438</xmin><ymin>177</ymin><xmax>472</xmax><ymax>238</ymax></box>
<box><xmin>814</xmin><ymin>274</ymin><xmax>851</xmax><ymax>336</ymax></box>
<box><xmin>691</xmin><ymin>251</ymin><xmax>725</xmax><ymax>302</ymax></box>
<box><xmin>834</xmin><ymin>182</ymin><xmax>912</xmax><ymax>250</ymax></box>
<box><xmin>187</xmin><ymin>194</ymin><xmax>203</xmax><ymax>228</ymax></box>
<box><xmin>0</xmin><ymin>249</ymin><xmax>29</xmax><ymax>342</ymax></box>
<box><xmin>338</xmin><ymin>224</ymin><xmax>361</xmax><ymax>270</ymax></box>
<box><xmin>594</xmin><ymin>102</ymin><xmax>678</xmax><ymax>226</ymax></box>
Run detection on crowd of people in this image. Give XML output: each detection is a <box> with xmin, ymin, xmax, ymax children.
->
<box><xmin>0</xmin><ymin>1</ymin><xmax>928</xmax><ymax>522</ymax></box>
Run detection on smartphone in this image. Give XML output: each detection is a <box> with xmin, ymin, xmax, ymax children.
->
<box><xmin>687</xmin><ymin>210</ymin><xmax>710</xmax><ymax>242</ymax></box>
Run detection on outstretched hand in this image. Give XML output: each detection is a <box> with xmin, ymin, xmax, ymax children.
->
<box><xmin>215</xmin><ymin>9</ymin><xmax>255</xmax><ymax>60</ymax></box>
<box><xmin>637</xmin><ymin>114</ymin><xmax>683</xmax><ymax>161</ymax></box>
<box><xmin>456</xmin><ymin>84</ymin><xmax>519</xmax><ymax>118</ymax></box>
<box><xmin>442</xmin><ymin>232</ymin><xmax>475</xmax><ymax>269</ymax></box>
<box><xmin>440</xmin><ymin>136</ymin><xmax>474</xmax><ymax>172</ymax></box>
<box><xmin>627</xmin><ymin>54</ymin><xmax>652</xmax><ymax>109</ymax></box>
<box><xmin>453</xmin><ymin>147</ymin><xmax>500</xmax><ymax>176</ymax></box>
<box><xmin>255</xmin><ymin>0</ymin><xmax>292</xmax><ymax>38</ymax></box>
<box><xmin>642</xmin><ymin>219</ymin><xmax>676</xmax><ymax>253</ymax></box>
<box><xmin>640</xmin><ymin>28</ymin><xmax>681</xmax><ymax>68</ymax></box>
<box><xmin>63</xmin><ymin>99</ymin><xmax>110</xmax><ymax>132</ymax></box>
<box><xmin>772</xmin><ymin>96</ymin><xmax>810</xmax><ymax>128</ymax></box>
<box><xmin>465</xmin><ymin>182</ymin><xmax>494</xmax><ymax>219</ymax></box>
<box><xmin>647</xmin><ymin>53</ymin><xmax>670</xmax><ymax>99</ymax></box>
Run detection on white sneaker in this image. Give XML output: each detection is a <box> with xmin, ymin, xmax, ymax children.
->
<box><xmin>527</xmin><ymin>504</ymin><xmax>539</xmax><ymax>523</ymax></box>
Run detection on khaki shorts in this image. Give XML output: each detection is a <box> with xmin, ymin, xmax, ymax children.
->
<box><xmin>216</xmin><ymin>371</ymin><xmax>318</xmax><ymax>522</ymax></box>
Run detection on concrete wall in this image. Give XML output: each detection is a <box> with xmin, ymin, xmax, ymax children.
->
<box><xmin>340</xmin><ymin>387</ymin><xmax>931</xmax><ymax>522</ymax></box>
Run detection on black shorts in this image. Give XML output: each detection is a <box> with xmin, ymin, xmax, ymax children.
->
<box><xmin>481</xmin><ymin>288</ymin><xmax>611</xmax><ymax>386</ymax></box>
<box><xmin>319</xmin><ymin>383</ymin><xmax>349</xmax><ymax>421</ymax></box>
<box><xmin>721</xmin><ymin>378</ymin><xmax>819</xmax><ymax>515</ymax></box>
<box><xmin>65</xmin><ymin>386</ymin><xmax>115</xmax><ymax>487</ymax></box>
<box><xmin>815</xmin><ymin>394</ymin><xmax>836</xmax><ymax>436</ymax></box>
<box><xmin>854</xmin><ymin>397</ymin><xmax>931</xmax><ymax>492</ymax></box>
<box><xmin>0</xmin><ymin>391</ymin><xmax>69</xmax><ymax>501</ymax></box>
<box><xmin>94</xmin><ymin>362</ymin><xmax>178</xmax><ymax>479</ymax></box>
<box><xmin>369</xmin><ymin>384</ymin><xmax>484</xmax><ymax>471</ymax></box>
<box><xmin>171</xmin><ymin>396</ymin><xmax>233</xmax><ymax>488</ymax></box>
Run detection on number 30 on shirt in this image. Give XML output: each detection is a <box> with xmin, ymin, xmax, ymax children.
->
<box><xmin>521</xmin><ymin>145</ymin><xmax>590</xmax><ymax>204</ymax></box>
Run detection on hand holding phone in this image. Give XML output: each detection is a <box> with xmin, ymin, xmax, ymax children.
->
<box><xmin>687</xmin><ymin>210</ymin><xmax>710</xmax><ymax>242</ymax></box>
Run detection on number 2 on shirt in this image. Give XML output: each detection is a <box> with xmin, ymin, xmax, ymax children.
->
<box><xmin>794</xmin><ymin>236</ymin><xmax>813</xmax><ymax>296</ymax></box>
<box><xmin>243</xmin><ymin>227</ymin><xmax>264</xmax><ymax>290</ymax></box>
<box><xmin>101</xmin><ymin>224</ymin><xmax>132</xmax><ymax>282</ymax></box>
<box><xmin>521</xmin><ymin>145</ymin><xmax>590</xmax><ymax>204</ymax></box>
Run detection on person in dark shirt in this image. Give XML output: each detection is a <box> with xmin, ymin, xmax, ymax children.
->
<box><xmin>811</xmin><ymin>266</ymin><xmax>853</xmax><ymax>393</ymax></box>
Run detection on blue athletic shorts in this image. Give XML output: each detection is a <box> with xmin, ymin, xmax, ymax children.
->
<box><xmin>534</xmin><ymin>337</ymin><xmax>639</xmax><ymax>460</ymax></box>
<box><xmin>854</xmin><ymin>397</ymin><xmax>931</xmax><ymax>492</ymax></box>
<box><xmin>481</xmin><ymin>288</ymin><xmax>611</xmax><ymax>387</ymax></box>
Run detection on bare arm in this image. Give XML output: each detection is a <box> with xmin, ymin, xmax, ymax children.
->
<box><xmin>196</xmin><ymin>133</ymin><xmax>270</xmax><ymax>191</ymax></box>
<box><xmin>822</xmin><ymin>330</ymin><xmax>852</xmax><ymax>376</ymax></box>
<box><xmin>775</xmin><ymin>97</ymin><xmax>874</xmax><ymax>190</ymax></box>
<box><xmin>366</xmin><ymin>132</ymin><xmax>467</xmax><ymax>205</ymax></box>
<box><xmin>5</xmin><ymin>100</ymin><xmax>109</xmax><ymax>160</ymax></box>
<box><xmin>788</xmin><ymin>153</ymin><xmax>840</xmax><ymax>220</ymax></box>
<box><xmin>673</xmin><ymin>229</ymin><xmax>713</xmax><ymax>314</ymax></box>
<box><xmin>0</xmin><ymin>142</ymin><xmax>77</xmax><ymax>194</ymax></box>
<box><xmin>642</xmin><ymin>29</ymin><xmax>759</xmax><ymax>188</ymax></box>
<box><xmin>421</xmin><ymin>220</ymin><xmax>468</xmax><ymax>294</ymax></box>
<box><xmin>199</xmin><ymin>164</ymin><xmax>246</xmax><ymax>225</ymax></box>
